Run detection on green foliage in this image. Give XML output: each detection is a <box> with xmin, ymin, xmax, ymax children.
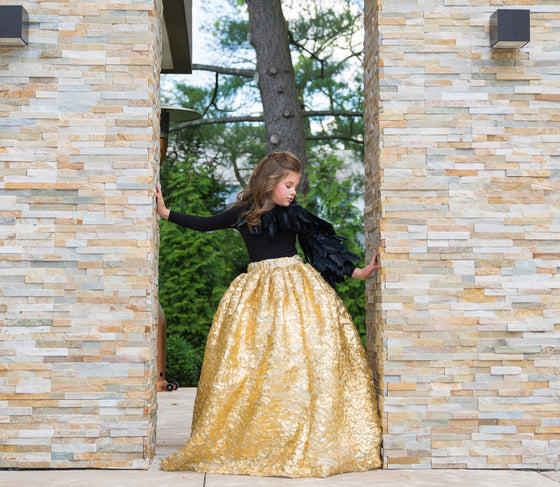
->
<box><xmin>302</xmin><ymin>154</ymin><xmax>363</xmax><ymax>236</ymax></box>
<box><xmin>215</xmin><ymin>17</ymin><xmax>251</xmax><ymax>53</ymax></box>
<box><xmin>165</xmin><ymin>334</ymin><xmax>206</xmax><ymax>387</ymax></box>
<box><xmin>164</xmin><ymin>82</ymin><xmax>267</xmax><ymax>188</ymax></box>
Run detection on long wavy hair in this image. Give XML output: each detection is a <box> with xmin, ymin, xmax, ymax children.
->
<box><xmin>233</xmin><ymin>151</ymin><xmax>303</xmax><ymax>229</ymax></box>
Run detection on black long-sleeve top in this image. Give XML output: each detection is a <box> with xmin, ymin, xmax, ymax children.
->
<box><xmin>167</xmin><ymin>203</ymin><xmax>360</xmax><ymax>287</ymax></box>
<box><xmin>168</xmin><ymin>206</ymin><xmax>298</xmax><ymax>263</ymax></box>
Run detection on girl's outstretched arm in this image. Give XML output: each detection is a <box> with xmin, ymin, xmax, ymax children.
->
<box><xmin>156</xmin><ymin>185</ymin><xmax>171</xmax><ymax>220</ymax></box>
<box><xmin>351</xmin><ymin>250</ymin><xmax>379</xmax><ymax>280</ymax></box>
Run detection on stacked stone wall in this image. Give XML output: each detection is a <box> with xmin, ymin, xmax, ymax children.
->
<box><xmin>0</xmin><ymin>0</ymin><xmax>162</xmax><ymax>468</ymax></box>
<box><xmin>364</xmin><ymin>0</ymin><xmax>559</xmax><ymax>469</ymax></box>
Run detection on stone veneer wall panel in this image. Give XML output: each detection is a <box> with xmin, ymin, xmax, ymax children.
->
<box><xmin>0</xmin><ymin>0</ymin><xmax>162</xmax><ymax>468</ymax></box>
<box><xmin>364</xmin><ymin>0</ymin><xmax>559</xmax><ymax>470</ymax></box>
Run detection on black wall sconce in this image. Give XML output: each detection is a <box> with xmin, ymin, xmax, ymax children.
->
<box><xmin>159</xmin><ymin>104</ymin><xmax>201</xmax><ymax>163</ymax></box>
<box><xmin>490</xmin><ymin>9</ymin><xmax>530</xmax><ymax>49</ymax></box>
<box><xmin>0</xmin><ymin>5</ymin><xmax>27</xmax><ymax>46</ymax></box>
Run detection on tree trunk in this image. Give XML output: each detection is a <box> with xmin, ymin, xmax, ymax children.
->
<box><xmin>246</xmin><ymin>0</ymin><xmax>309</xmax><ymax>192</ymax></box>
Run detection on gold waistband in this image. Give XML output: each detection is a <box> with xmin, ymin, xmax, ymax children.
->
<box><xmin>247</xmin><ymin>255</ymin><xmax>303</xmax><ymax>272</ymax></box>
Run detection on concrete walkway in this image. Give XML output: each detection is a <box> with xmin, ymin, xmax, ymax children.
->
<box><xmin>1</xmin><ymin>388</ymin><xmax>558</xmax><ymax>487</ymax></box>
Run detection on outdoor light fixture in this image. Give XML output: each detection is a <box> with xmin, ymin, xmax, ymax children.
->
<box><xmin>490</xmin><ymin>9</ymin><xmax>530</xmax><ymax>49</ymax></box>
<box><xmin>159</xmin><ymin>104</ymin><xmax>201</xmax><ymax>163</ymax></box>
<box><xmin>160</xmin><ymin>105</ymin><xmax>201</xmax><ymax>139</ymax></box>
<box><xmin>0</xmin><ymin>5</ymin><xmax>27</xmax><ymax>46</ymax></box>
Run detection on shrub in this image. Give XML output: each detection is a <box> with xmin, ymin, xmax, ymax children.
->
<box><xmin>165</xmin><ymin>334</ymin><xmax>206</xmax><ymax>387</ymax></box>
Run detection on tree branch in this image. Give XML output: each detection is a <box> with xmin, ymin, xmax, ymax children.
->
<box><xmin>203</xmin><ymin>72</ymin><xmax>220</xmax><ymax>118</ymax></box>
<box><xmin>304</xmin><ymin>110</ymin><xmax>363</xmax><ymax>118</ymax></box>
<box><xmin>231</xmin><ymin>155</ymin><xmax>247</xmax><ymax>188</ymax></box>
<box><xmin>306</xmin><ymin>135</ymin><xmax>363</xmax><ymax>144</ymax></box>
<box><xmin>170</xmin><ymin>115</ymin><xmax>264</xmax><ymax>131</ymax></box>
<box><xmin>192</xmin><ymin>63</ymin><xmax>256</xmax><ymax>78</ymax></box>
<box><xmin>169</xmin><ymin>110</ymin><xmax>363</xmax><ymax>132</ymax></box>
<box><xmin>288</xmin><ymin>31</ymin><xmax>325</xmax><ymax>78</ymax></box>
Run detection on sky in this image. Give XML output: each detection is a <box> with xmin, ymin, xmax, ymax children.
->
<box><xmin>161</xmin><ymin>0</ymin><xmax>238</xmax><ymax>98</ymax></box>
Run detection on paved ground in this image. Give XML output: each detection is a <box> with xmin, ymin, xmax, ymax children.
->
<box><xmin>1</xmin><ymin>388</ymin><xmax>558</xmax><ymax>487</ymax></box>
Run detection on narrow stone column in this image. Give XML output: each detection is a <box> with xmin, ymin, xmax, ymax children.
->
<box><xmin>364</xmin><ymin>0</ymin><xmax>560</xmax><ymax>470</ymax></box>
<box><xmin>0</xmin><ymin>0</ymin><xmax>163</xmax><ymax>469</ymax></box>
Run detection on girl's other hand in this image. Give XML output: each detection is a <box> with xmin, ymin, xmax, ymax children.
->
<box><xmin>156</xmin><ymin>184</ymin><xmax>170</xmax><ymax>220</ymax></box>
<box><xmin>351</xmin><ymin>250</ymin><xmax>379</xmax><ymax>280</ymax></box>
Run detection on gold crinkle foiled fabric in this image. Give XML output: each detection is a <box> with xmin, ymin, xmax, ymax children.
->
<box><xmin>160</xmin><ymin>255</ymin><xmax>382</xmax><ymax>478</ymax></box>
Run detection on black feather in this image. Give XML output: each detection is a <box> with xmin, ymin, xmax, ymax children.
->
<box><xmin>240</xmin><ymin>203</ymin><xmax>360</xmax><ymax>288</ymax></box>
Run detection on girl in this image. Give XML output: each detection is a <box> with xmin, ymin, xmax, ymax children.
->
<box><xmin>156</xmin><ymin>151</ymin><xmax>381</xmax><ymax>478</ymax></box>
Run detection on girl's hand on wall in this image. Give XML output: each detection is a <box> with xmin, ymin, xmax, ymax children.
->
<box><xmin>156</xmin><ymin>185</ymin><xmax>170</xmax><ymax>220</ymax></box>
<box><xmin>351</xmin><ymin>250</ymin><xmax>379</xmax><ymax>280</ymax></box>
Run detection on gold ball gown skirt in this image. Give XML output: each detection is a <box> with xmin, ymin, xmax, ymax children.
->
<box><xmin>160</xmin><ymin>255</ymin><xmax>382</xmax><ymax>477</ymax></box>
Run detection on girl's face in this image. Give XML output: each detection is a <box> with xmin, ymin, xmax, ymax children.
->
<box><xmin>271</xmin><ymin>171</ymin><xmax>300</xmax><ymax>206</ymax></box>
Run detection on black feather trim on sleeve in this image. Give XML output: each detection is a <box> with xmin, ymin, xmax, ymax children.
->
<box><xmin>298</xmin><ymin>231</ymin><xmax>360</xmax><ymax>287</ymax></box>
<box><xmin>239</xmin><ymin>203</ymin><xmax>360</xmax><ymax>287</ymax></box>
